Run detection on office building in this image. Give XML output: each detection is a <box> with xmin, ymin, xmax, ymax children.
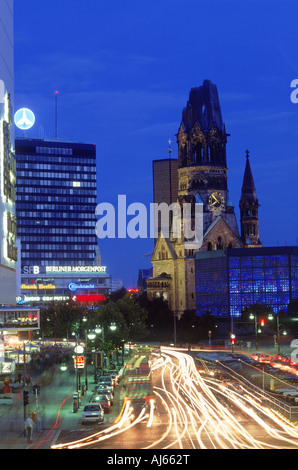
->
<box><xmin>152</xmin><ymin>158</ymin><xmax>178</xmax><ymax>239</ymax></box>
<box><xmin>15</xmin><ymin>138</ymin><xmax>109</xmax><ymax>304</ymax></box>
<box><xmin>15</xmin><ymin>138</ymin><xmax>97</xmax><ymax>266</ymax></box>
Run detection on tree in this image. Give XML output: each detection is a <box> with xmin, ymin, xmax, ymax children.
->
<box><xmin>39</xmin><ymin>300</ymin><xmax>87</xmax><ymax>339</ymax></box>
<box><xmin>137</xmin><ymin>294</ymin><xmax>174</xmax><ymax>342</ymax></box>
<box><xmin>177</xmin><ymin>310</ymin><xmax>217</xmax><ymax>343</ymax></box>
<box><xmin>116</xmin><ymin>295</ymin><xmax>148</xmax><ymax>342</ymax></box>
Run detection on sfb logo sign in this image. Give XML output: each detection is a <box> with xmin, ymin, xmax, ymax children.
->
<box><xmin>22</xmin><ymin>266</ymin><xmax>40</xmax><ymax>274</ymax></box>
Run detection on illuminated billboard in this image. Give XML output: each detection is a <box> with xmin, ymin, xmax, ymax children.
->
<box><xmin>0</xmin><ymin>308</ymin><xmax>40</xmax><ymax>330</ymax></box>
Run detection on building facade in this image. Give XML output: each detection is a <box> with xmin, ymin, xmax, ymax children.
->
<box><xmin>0</xmin><ymin>0</ymin><xmax>17</xmax><ymax>304</ymax></box>
<box><xmin>153</xmin><ymin>158</ymin><xmax>178</xmax><ymax>239</ymax></box>
<box><xmin>15</xmin><ymin>138</ymin><xmax>98</xmax><ymax>267</ymax></box>
<box><xmin>17</xmin><ymin>264</ymin><xmax>110</xmax><ymax>305</ymax></box>
<box><xmin>15</xmin><ymin>138</ymin><xmax>110</xmax><ymax>305</ymax></box>
<box><xmin>195</xmin><ymin>246</ymin><xmax>298</xmax><ymax>318</ymax></box>
<box><xmin>147</xmin><ymin>80</ymin><xmax>261</xmax><ymax>316</ymax></box>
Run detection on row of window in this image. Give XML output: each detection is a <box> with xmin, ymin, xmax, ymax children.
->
<box><xmin>22</xmin><ymin>244</ymin><xmax>96</xmax><ymax>251</ymax></box>
<box><xmin>17</xmin><ymin>179</ymin><xmax>96</xmax><ymax>187</ymax></box>
<box><xmin>17</xmin><ymin>203</ymin><xmax>97</xmax><ymax>210</ymax></box>
<box><xmin>17</xmin><ymin>155</ymin><xmax>95</xmax><ymax>165</ymax></box>
<box><xmin>16</xmin><ymin>196</ymin><xmax>96</xmax><ymax>204</ymax></box>
<box><xmin>17</xmin><ymin>211</ymin><xmax>96</xmax><ymax>219</ymax></box>
<box><xmin>229</xmin><ymin>255</ymin><xmax>290</xmax><ymax>268</ymax></box>
<box><xmin>22</xmin><ymin>252</ymin><xmax>95</xmax><ymax>259</ymax></box>
<box><xmin>18</xmin><ymin>226</ymin><xmax>95</xmax><ymax>234</ymax></box>
<box><xmin>21</xmin><ymin>236</ymin><xmax>96</xmax><ymax>243</ymax></box>
<box><xmin>16</xmin><ymin>186</ymin><xmax>96</xmax><ymax>196</ymax></box>
<box><xmin>229</xmin><ymin>279</ymin><xmax>290</xmax><ymax>293</ymax></box>
<box><xmin>17</xmin><ymin>163</ymin><xmax>95</xmax><ymax>173</ymax></box>
<box><xmin>229</xmin><ymin>267</ymin><xmax>290</xmax><ymax>280</ymax></box>
<box><xmin>17</xmin><ymin>172</ymin><xmax>97</xmax><ymax>181</ymax></box>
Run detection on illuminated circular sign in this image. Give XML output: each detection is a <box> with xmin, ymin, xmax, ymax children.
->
<box><xmin>14</xmin><ymin>108</ymin><xmax>35</xmax><ymax>130</ymax></box>
<box><xmin>68</xmin><ymin>282</ymin><xmax>95</xmax><ymax>291</ymax></box>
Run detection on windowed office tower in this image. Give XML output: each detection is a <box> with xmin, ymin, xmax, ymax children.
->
<box><xmin>15</xmin><ymin>138</ymin><xmax>110</xmax><ymax>304</ymax></box>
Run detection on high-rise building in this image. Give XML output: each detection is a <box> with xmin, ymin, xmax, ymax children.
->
<box><xmin>15</xmin><ymin>138</ymin><xmax>98</xmax><ymax>268</ymax></box>
<box><xmin>153</xmin><ymin>158</ymin><xmax>178</xmax><ymax>238</ymax></box>
<box><xmin>15</xmin><ymin>139</ymin><xmax>97</xmax><ymax>266</ymax></box>
<box><xmin>0</xmin><ymin>0</ymin><xmax>17</xmax><ymax>304</ymax></box>
<box><xmin>15</xmin><ymin>138</ymin><xmax>111</xmax><ymax>305</ymax></box>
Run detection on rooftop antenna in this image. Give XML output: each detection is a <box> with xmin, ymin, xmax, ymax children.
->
<box><xmin>55</xmin><ymin>90</ymin><xmax>58</xmax><ymax>139</ymax></box>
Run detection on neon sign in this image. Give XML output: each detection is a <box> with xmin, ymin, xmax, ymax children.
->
<box><xmin>68</xmin><ymin>282</ymin><xmax>95</xmax><ymax>291</ymax></box>
<box><xmin>46</xmin><ymin>266</ymin><xmax>106</xmax><ymax>273</ymax></box>
<box><xmin>72</xmin><ymin>294</ymin><xmax>106</xmax><ymax>302</ymax></box>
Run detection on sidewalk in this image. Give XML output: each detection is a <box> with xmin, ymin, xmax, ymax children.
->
<box><xmin>0</xmin><ymin>366</ymin><xmax>122</xmax><ymax>450</ymax></box>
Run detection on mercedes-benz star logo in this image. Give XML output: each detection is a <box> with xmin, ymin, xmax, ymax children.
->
<box><xmin>14</xmin><ymin>108</ymin><xmax>35</xmax><ymax>130</ymax></box>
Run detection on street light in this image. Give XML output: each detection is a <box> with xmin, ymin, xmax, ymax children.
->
<box><xmin>268</xmin><ymin>312</ymin><xmax>287</xmax><ymax>355</ymax></box>
<box><xmin>249</xmin><ymin>313</ymin><xmax>259</xmax><ymax>350</ymax></box>
<box><xmin>94</xmin><ymin>323</ymin><xmax>117</xmax><ymax>370</ymax></box>
<box><xmin>84</xmin><ymin>329</ymin><xmax>97</xmax><ymax>390</ymax></box>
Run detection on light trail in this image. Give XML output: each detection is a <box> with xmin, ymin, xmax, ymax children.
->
<box><xmin>151</xmin><ymin>347</ymin><xmax>298</xmax><ymax>449</ymax></box>
<box><xmin>52</xmin><ymin>348</ymin><xmax>298</xmax><ymax>449</ymax></box>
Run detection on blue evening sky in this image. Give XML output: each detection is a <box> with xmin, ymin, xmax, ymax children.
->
<box><xmin>14</xmin><ymin>0</ymin><xmax>298</xmax><ymax>287</ymax></box>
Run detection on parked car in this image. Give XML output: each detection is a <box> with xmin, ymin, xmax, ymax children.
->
<box><xmin>98</xmin><ymin>375</ymin><xmax>114</xmax><ymax>387</ymax></box>
<box><xmin>94</xmin><ymin>384</ymin><xmax>114</xmax><ymax>403</ymax></box>
<box><xmin>96</xmin><ymin>378</ymin><xmax>114</xmax><ymax>392</ymax></box>
<box><xmin>90</xmin><ymin>393</ymin><xmax>111</xmax><ymax>413</ymax></box>
<box><xmin>81</xmin><ymin>404</ymin><xmax>104</xmax><ymax>424</ymax></box>
<box><xmin>106</xmin><ymin>370</ymin><xmax>121</xmax><ymax>386</ymax></box>
<box><xmin>94</xmin><ymin>382</ymin><xmax>114</xmax><ymax>395</ymax></box>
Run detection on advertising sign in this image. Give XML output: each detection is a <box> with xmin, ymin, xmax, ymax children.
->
<box><xmin>74</xmin><ymin>356</ymin><xmax>84</xmax><ymax>369</ymax></box>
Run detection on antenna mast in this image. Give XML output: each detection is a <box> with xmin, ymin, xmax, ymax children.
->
<box><xmin>55</xmin><ymin>90</ymin><xmax>58</xmax><ymax>139</ymax></box>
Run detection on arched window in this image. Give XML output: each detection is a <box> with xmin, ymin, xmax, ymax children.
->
<box><xmin>217</xmin><ymin>236</ymin><xmax>224</xmax><ymax>250</ymax></box>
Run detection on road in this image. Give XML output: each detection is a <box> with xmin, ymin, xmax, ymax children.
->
<box><xmin>51</xmin><ymin>347</ymin><xmax>298</xmax><ymax>450</ymax></box>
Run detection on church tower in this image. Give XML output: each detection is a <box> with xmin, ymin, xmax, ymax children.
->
<box><xmin>147</xmin><ymin>80</ymin><xmax>244</xmax><ymax>317</ymax></box>
<box><xmin>176</xmin><ymin>79</ymin><xmax>240</xmax><ymax>246</ymax></box>
<box><xmin>239</xmin><ymin>150</ymin><xmax>262</xmax><ymax>247</ymax></box>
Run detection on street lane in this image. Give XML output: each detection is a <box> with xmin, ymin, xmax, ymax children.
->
<box><xmin>52</xmin><ymin>348</ymin><xmax>298</xmax><ymax>449</ymax></box>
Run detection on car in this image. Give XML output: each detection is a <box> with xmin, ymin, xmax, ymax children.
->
<box><xmin>81</xmin><ymin>404</ymin><xmax>104</xmax><ymax>424</ymax></box>
<box><xmin>96</xmin><ymin>379</ymin><xmax>114</xmax><ymax>392</ymax></box>
<box><xmin>98</xmin><ymin>387</ymin><xmax>114</xmax><ymax>405</ymax></box>
<box><xmin>99</xmin><ymin>375</ymin><xmax>114</xmax><ymax>386</ymax></box>
<box><xmin>107</xmin><ymin>370</ymin><xmax>121</xmax><ymax>385</ymax></box>
<box><xmin>90</xmin><ymin>393</ymin><xmax>111</xmax><ymax>413</ymax></box>
<box><xmin>94</xmin><ymin>382</ymin><xmax>114</xmax><ymax>395</ymax></box>
<box><xmin>93</xmin><ymin>384</ymin><xmax>114</xmax><ymax>404</ymax></box>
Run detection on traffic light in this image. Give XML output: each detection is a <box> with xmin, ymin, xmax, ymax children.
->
<box><xmin>23</xmin><ymin>390</ymin><xmax>29</xmax><ymax>406</ymax></box>
<box><xmin>230</xmin><ymin>333</ymin><xmax>236</xmax><ymax>344</ymax></box>
<box><xmin>260</xmin><ymin>318</ymin><xmax>265</xmax><ymax>327</ymax></box>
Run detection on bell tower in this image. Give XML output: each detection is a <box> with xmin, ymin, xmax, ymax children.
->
<box><xmin>239</xmin><ymin>150</ymin><xmax>262</xmax><ymax>247</ymax></box>
<box><xmin>176</xmin><ymin>79</ymin><xmax>239</xmax><ymax>237</ymax></box>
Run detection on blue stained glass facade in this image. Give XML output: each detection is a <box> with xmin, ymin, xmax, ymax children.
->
<box><xmin>195</xmin><ymin>247</ymin><xmax>298</xmax><ymax>318</ymax></box>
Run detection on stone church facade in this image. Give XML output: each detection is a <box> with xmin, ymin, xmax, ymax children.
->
<box><xmin>147</xmin><ymin>80</ymin><xmax>261</xmax><ymax>317</ymax></box>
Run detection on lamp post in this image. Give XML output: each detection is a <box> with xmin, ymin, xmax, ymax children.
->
<box><xmin>85</xmin><ymin>329</ymin><xmax>96</xmax><ymax>391</ymax></box>
<box><xmin>95</xmin><ymin>323</ymin><xmax>117</xmax><ymax>371</ymax></box>
<box><xmin>249</xmin><ymin>313</ymin><xmax>258</xmax><ymax>350</ymax></box>
<box><xmin>268</xmin><ymin>312</ymin><xmax>287</xmax><ymax>355</ymax></box>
